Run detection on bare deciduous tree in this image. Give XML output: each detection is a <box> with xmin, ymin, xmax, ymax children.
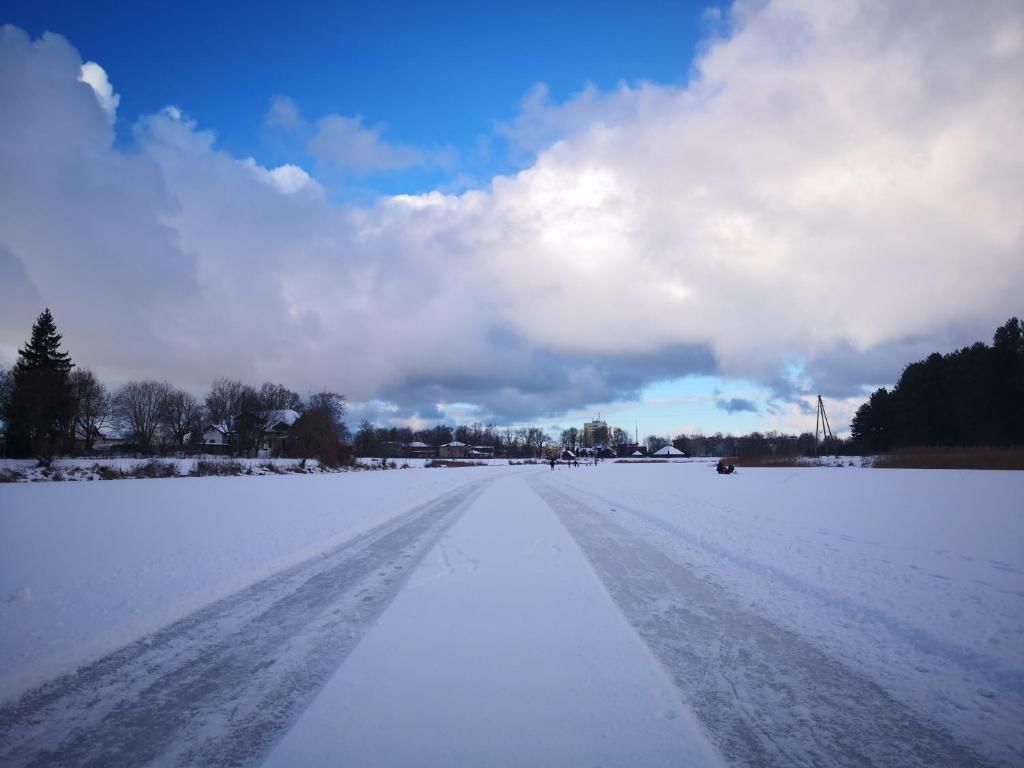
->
<box><xmin>610</xmin><ymin>426</ymin><xmax>632</xmax><ymax>446</ymax></box>
<box><xmin>204</xmin><ymin>378</ymin><xmax>247</xmax><ymax>425</ymax></box>
<box><xmin>114</xmin><ymin>380</ymin><xmax>171</xmax><ymax>450</ymax></box>
<box><xmin>560</xmin><ymin>427</ymin><xmax>579</xmax><ymax>452</ymax></box>
<box><xmin>71</xmin><ymin>368</ymin><xmax>111</xmax><ymax>452</ymax></box>
<box><xmin>645</xmin><ymin>434</ymin><xmax>668</xmax><ymax>453</ymax></box>
<box><xmin>162</xmin><ymin>389</ymin><xmax>201</xmax><ymax>448</ymax></box>
<box><xmin>524</xmin><ymin>427</ymin><xmax>549</xmax><ymax>457</ymax></box>
<box><xmin>258</xmin><ymin>382</ymin><xmax>302</xmax><ymax>412</ymax></box>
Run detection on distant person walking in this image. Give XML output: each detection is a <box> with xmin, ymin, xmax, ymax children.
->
<box><xmin>549</xmin><ymin>457</ymin><xmax>556</xmax><ymax>470</ymax></box>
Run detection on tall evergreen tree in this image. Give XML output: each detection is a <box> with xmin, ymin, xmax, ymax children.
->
<box><xmin>851</xmin><ymin>317</ymin><xmax>1024</xmax><ymax>450</ymax></box>
<box><xmin>992</xmin><ymin>317</ymin><xmax>1024</xmax><ymax>443</ymax></box>
<box><xmin>851</xmin><ymin>387</ymin><xmax>896</xmax><ymax>452</ymax></box>
<box><xmin>5</xmin><ymin>309</ymin><xmax>76</xmax><ymax>461</ymax></box>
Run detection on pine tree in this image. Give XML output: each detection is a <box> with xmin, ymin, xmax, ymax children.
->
<box><xmin>5</xmin><ymin>308</ymin><xmax>76</xmax><ymax>462</ymax></box>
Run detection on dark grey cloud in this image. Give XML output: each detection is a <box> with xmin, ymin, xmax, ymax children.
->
<box><xmin>714</xmin><ymin>393</ymin><xmax>760</xmax><ymax>415</ymax></box>
<box><xmin>757</xmin><ymin>319</ymin><xmax>1009</xmax><ymax>426</ymax></box>
<box><xmin>801</xmin><ymin>323</ymin><xmax>1005</xmax><ymax>399</ymax></box>
<box><xmin>375</xmin><ymin>338</ymin><xmax>717</xmax><ymax>424</ymax></box>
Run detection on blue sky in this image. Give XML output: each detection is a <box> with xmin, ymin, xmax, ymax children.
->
<box><xmin>2</xmin><ymin>1</ymin><xmax>1020</xmax><ymax>439</ymax></box>
<box><xmin>5</xmin><ymin>0</ymin><xmax>712</xmax><ymax>195</ymax></box>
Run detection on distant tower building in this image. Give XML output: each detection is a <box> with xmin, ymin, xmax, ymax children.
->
<box><xmin>582</xmin><ymin>419</ymin><xmax>609</xmax><ymax>448</ymax></box>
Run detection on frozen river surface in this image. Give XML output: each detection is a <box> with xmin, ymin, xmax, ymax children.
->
<box><xmin>1</xmin><ymin>462</ymin><xmax>1021</xmax><ymax>766</ymax></box>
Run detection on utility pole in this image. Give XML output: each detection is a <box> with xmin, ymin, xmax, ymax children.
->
<box><xmin>814</xmin><ymin>395</ymin><xmax>835</xmax><ymax>457</ymax></box>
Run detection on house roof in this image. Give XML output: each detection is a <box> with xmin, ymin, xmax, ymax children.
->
<box><xmin>96</xmin><ymin>425</ymin><xmax>131</xmax><ymax>440</ymax></box>
<box><xmin>442</xmin><ymin>441</ymin><xmax>467</xmax><ymax>447</ymax></box>
<box><xmin>408</xmin><ymin>441</ymin><xmax>430</xmax><ymax>448</ymax></box>
<box><xmin>652</xmin><ymin>445</ymin><xmax>684</xmax><ymax>455</ymax></box>
<box><xmin>631</xmin><ymin>450</ymin><xmax>644</xmax><ymax>456</ymax></box>
<box><xmin>265</xmin><ymin>409</ymin><xmax>301</xmax><ymax>430</ymax></box>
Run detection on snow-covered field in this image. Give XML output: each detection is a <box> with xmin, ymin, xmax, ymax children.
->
<box><xmin>1</xmin><ymin>462</ymin><xmax>1021</xmax><ymax>767</ymax></box>
<box><xmin>0</xmin><ymin>468</ymin><xmax>517</xmax><ymax>696</ymax></box>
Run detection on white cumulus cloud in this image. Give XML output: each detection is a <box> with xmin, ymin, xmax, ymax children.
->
<box><xmin>241</xmin><ymin>158</ymin><xmax>323</xmax><ymax>196</ymax></box>
<box><xmin>1</xmin><ymin>0</ymin><xmax>1022</xmax><ymax>427</ymax></box>
<box><xmin>78</xmin><ymin>60</ymin><xmax>119</xmax><ymax>120</ymax></box>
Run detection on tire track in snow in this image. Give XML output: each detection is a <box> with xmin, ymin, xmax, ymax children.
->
<box><xmin>533</xmin><ymin>479</ymin><xmax>1000</xmax><ymax>768</ymax></box>
<box><xmin>0</xmin><ymin>478</ymin><xmax>489</xmax><ymax>768</ymax></box>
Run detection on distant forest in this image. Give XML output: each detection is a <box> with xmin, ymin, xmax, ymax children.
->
<box><xmin>851</xmin><ymin>318</ymin><xmax>1024</xmax><ymax>451</ymax></box>
<box><xmin>3</xmin><ymin>310</ymin><xmax>1021</xmax><ymax>463</ymax></box>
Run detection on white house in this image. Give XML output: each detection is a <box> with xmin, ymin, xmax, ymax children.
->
<box><xmin>202</xmin><ymin>422</ymin><xmax>231</xmax><ymax>447</ymax></box>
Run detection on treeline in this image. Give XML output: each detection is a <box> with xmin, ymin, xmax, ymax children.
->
<box><xmin>661</xmin><ymin>431</ymin><xmax>856</xmax><ymax>458</ymax></box>
<box><xmin>851</xmin><ymin>317</ymin><xmax>1024</xmax><ymax>452</ymax></box>
<box><xmin>557</xmin><ymin>428</ymin><xmax>855</xmax><ymax>458</ymax></box>
<box><xmin>0</xmin><ymin>309</ymin><xmax>349</xmax><ymax>465</ymax></box>
<box><xmin>354</xmin><ymin>422</ymin><xmax>551</xmax><ymax>459</ymax></box>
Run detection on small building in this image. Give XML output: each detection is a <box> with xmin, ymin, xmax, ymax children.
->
<box><xmin>261</xmin><ymin>409</ymin><xmax>301</xmax><ymax>457</ymax></box>
<box><xmin>438</xmin><ymin>440</ymin><xmax>469</xmax><ymax>458</ymax></box>
<box><xmin>202</xmin><ymin>422</ymin><xmax>232</xmax><ymax>447</ymax></box>
<box><xmin>94</xmin><ymin>425</ymin><xmax>131</xmax><ymax>452</ymax></box>
<box><xmin>406</xmin><ymin>441</ymin><xmax>435</xmax><ymax>458</ymax></box>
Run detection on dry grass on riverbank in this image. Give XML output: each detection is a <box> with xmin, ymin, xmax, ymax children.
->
<box><xmin>728</xmin><ymin>456</ymin><xmax>864</xmax><ymax>468</ymax></box>
<box><xmin>729</xmin><ymin>456</ymin><xmax>807</xmax><ymax>468</ymax></box>
<box><xmin>875</xmin><ymin>447</ymin><xmax>1024</xmax><ymax>470</ymax></box>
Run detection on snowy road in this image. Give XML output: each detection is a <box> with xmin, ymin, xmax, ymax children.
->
<box><xmin>260</xmin><ymin>472</ymin><xmax>723</xmax><ymax>768</ymax></box>
<box><xmin>533</xmin><ymin>477</ymin><xmax>999</xmax><ymax>768</ymax></box>
<box><xmin>0</xmin><ymin>479</ymin><xmax>486</xmax><ymax>767</ymax></box>
<box><xmin>1</xmin><ymin>464</ymin><xmax>1020</xmax><ymax>767</ymax></box>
